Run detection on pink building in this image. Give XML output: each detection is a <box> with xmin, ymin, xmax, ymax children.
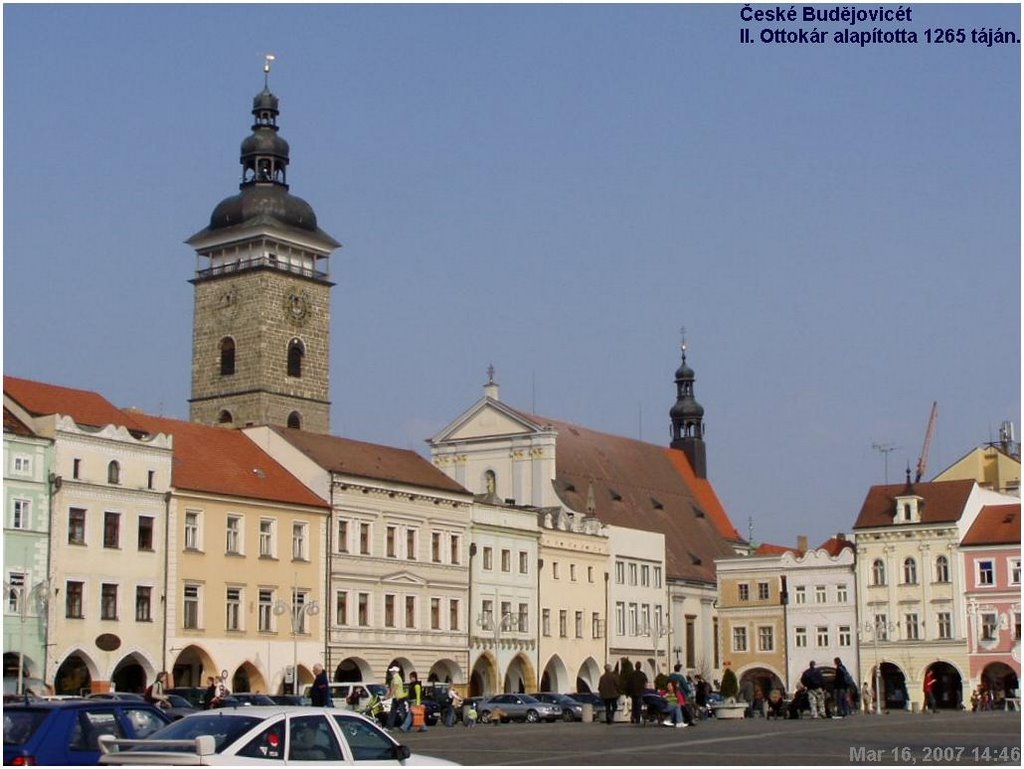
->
<box><xmin>961</xmin><ymin>503</ymin><xmax>1021</xmax><ymax>705</ymax></box>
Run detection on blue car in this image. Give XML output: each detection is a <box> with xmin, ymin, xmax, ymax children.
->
<box><xmin>3</xmin><ymin>699</ymin><xmax>171</xmax><ymax>765</ymax></box>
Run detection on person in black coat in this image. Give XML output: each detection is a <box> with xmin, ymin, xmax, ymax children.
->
<box><xmin>627</xmin><ymin>662</ymin><xmax>648</xmax><ymax>724</ymax></box>
<box><xmin>310</xmin><ymin>663</ymin><xmax>333</xmax><ymax>707</ymax></box>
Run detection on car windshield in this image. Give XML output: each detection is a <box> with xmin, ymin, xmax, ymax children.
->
<box><xmin>132</xmin><ymin>713</ymin><xmax>264</xmax><ymax>753</ymax></box>
<box><xmin>3</xmin><ymin>709</ymin><xmax>48</xmax><ymax>745</ymax></box>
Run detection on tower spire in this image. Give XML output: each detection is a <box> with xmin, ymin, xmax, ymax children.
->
<box><xmin>669</xmin><ymin>330</ymin><xmax>707</xmax><ymax>478</ymax></box>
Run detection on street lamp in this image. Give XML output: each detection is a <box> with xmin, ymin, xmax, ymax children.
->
<box><xmin>862</xmin><ymin>618</ymin><xmax>896</xmax><ymax>715</ymax></box>
<box><xmin>673</xmin><ymin>646</ymin><xmax>682</xmax><ymax>666</ymax></box>
<box><xmin>274</xmin><ymin>590</ymin><xmax>320</xmax><ymax>695</ymax></box>
<box><xmin>3</xmin><ymin>579</ymin><xmax>48</xmax><ymax>696</ymax></box>
<box><xmin>641</xmin><ymin>616</ymin><xmax>669</xmax><ymax>675</ymax></box>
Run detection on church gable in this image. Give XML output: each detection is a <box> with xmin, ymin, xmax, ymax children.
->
<box><xmin>433</xmin><ymin>399</ymin><xmax>543</xmax><ymax>443</ymax></box>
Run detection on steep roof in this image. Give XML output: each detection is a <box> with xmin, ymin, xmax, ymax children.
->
<box><xmin>506</xmin><ymin>409</ymin><xmax>740</xmax><ymax>583</ymax></box>
<box><xmin>3</xmin><ymin>407</ymin><xmax>35</xmax><ymax>437</ymax></box>
<box><xmin>130</xmin><ymin>414</ymin><xmax>328</xmax><ymax>509</ymax></box>
<box><xmin>853</xmin><ymin>479</ymin><xmax>977</xmax><ymax>529</ymax></box>
<box><xmin>818</xmin><ymin>536</ymin><xmax>856</xmax><ymax>557</ymax></box>
<box><xmin>269</xmin><ymin>426</ymin><xmax>469</xmax><ymax>495</ymax></box>
<box><xmin>3</xmin><ymin>375</ymin><xmax>147</xmax><ymax>433</ymax></box>
<box><xmin>961</xmin><ymin>503</ymin><xmax>1021</xmax><ymax>547</ymax></box>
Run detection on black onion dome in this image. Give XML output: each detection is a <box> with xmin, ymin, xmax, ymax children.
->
<box><xmin>241</xmin><ymin>130</ymin><xmax>290</xmax><ymax>159</ymax></box>
<box><xmin>675</xmin><ymin>360</ymin><xmax>695</xmax><ymax>381</ymax></box>
<box><xmin>208</xmin><ymin>185</ymin><xmax>319</xmax><ymax>232</ymax></box>
<box><xmin>253</xmin><ymin>87</ymin><xmax>279</xmax><ymax>113</ymax></box>
<box><xmin>670</xmin><ymin>397</ymin><xmax>704</xmax><ymax>420</ymax></box>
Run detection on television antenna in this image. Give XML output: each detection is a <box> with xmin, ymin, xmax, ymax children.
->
<box><xmin>872</xmin><ymin>443</ymin><xmax>899</xmax><ymax>484</ymax></box>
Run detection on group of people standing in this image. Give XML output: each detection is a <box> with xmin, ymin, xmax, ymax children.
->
<box><xmin>597</xmin><ymin>661</ymin><xmax>705</xmax><ymax>726</ymax></box>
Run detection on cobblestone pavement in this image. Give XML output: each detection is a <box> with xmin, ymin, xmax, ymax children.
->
<box><xmin>396</xmin><ymin>710</ymin><xmax>1021</xmax><ymax>766</ymax></box>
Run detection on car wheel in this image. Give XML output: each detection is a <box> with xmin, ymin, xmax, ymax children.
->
<box><xmin>525</xmin><ymin>709</ymin><xmax>539</xmax><ymax>723</ymax></box>
<box><xmin>479</xmin><ymin>710</ymin><xmax>491</xmax><ymax>723</ymax></box>
<box><xmin>562</xmin><ymin>710</ymin><xmax>575</xmax><ymax>722</ymax></box>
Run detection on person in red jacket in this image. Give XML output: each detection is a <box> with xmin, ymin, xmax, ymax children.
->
<box><xmin>923</xmin><ymin>669</ymin><xmax>937</xmax><ymax>714</ymax></box>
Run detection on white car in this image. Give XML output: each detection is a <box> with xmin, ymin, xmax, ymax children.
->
<box><xmin>98</xmin><ymin>706</ymin><xmax>456</xmax><ymax>765</ymax></box>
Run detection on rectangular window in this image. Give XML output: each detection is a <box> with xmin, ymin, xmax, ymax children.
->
<box><xmin>641</xmin><ymin>565</ymin><xmax>650</xmax><ymax>587</ymax></box>
<box><xmin>732</xmin><ymin>626</ymin><xmax>748</xmax><ymax>652</ymax></box>
<box><xmin>552</xmin><ymin>562</ymin><xmax>560</xmax><ymax>579</ymax></box>
<box><xmin>259</xmin><ymin>520</ymin><xmax>274</xmax><ymax>557</ymax></box>
<box><xmin>147</xmin><ymin>470</ymin><xmax>156</xmax><ymax>490</ymax></box>
<box><xmin>588</xmin><ymin>565</ymin><xmax>594</xmax><ymax>583</ymax></box>
<box><xmin>758</xmin><ymin>625</ymin><xmax>774</xmax><ymax>652</ymax></box>
<box><xmin>795</xmin><ymin>626</ymin><xmax>807</xmax><ymax>648</ymax></box>
<box><xmin>816</xmin><ymin>626</ymin><xmax>829</xmax><ymax>647</ymax></box>
<box><xmin>184</xmin><ymin>511</ymin><xmax>199</xmax><ymax>550</ymax></box>
<box><xmin>431</xmin><ymin>532</ymin><xmax>441</xmax><ymax>562</ymax></box>
<box><xmin>101</xmin><ymin>583</ymin><xmax>118</xmax><ymax>620</ymax></box>
<box><xmin>794</xmin><ymin>586</ymin><xmax>806</xmax><ymax>604</ymax></box>
<box><xmin>519</xmin><ymin>603</ymin><xmax>529</xmax><ymax>633</ymax></box>
<box><xmin>291</xmin><ymin>523</ymin><xmax>307</xmax><ymax>561</ymax></box>
<box><xmin>738</xmin><ymin>583</ymin><xmax>749</xmax><ymax>601</ymax></box>
<box><xmin>405</xmin><ymin>596</ymin><xmax>416</xmax><ymax>628</ymax></box>
<box><xmin>592</xmin><ymin>611</ymin><xmax>602</xmax><ymax>639</ymax></box>
<box><xmin>616</xmin><ymin>602</ymin><xmax>625</xmax><ymax>636</ymax></box>
<box><xmin>615</xmin><ymin>561</ymin><xmax>625</xmax><ymax>584</ymax></box>
<box><xmin>357</xmin><ymin>593</ymin><xmax>369</xmax><ymax>626</ymax></box>
<box><xmin>449</xmin><ymin>599</ymin><xmax>459</xmax><ymax>630</ymax></box>
<box><xmin>66</xmin><ymin>580</ymin><xmax>84</xmax><ymax>618</ymax></box>
<box><xmin>839</xmin><ymin>625</ymin><xmax>852</xmax><ymax>647</ymax></box>
<box><xmin>482</xmin><ymin>599</ymin><xmax>494</xmax><ymax>631</ymax></box>
<box><xmin>542</xmin><ymin>608</ymin><xmax>551</xmax><ymax>636</ymax></box>
<box><xmin>628</xmin><ymin>563</ymin><xmax>637</xmax><ymax>585</ymax></box>
<box><xmin>384</xmin><ymin>595</ymin><xmax>396</xmax><ymax>628</ymax></box>
<box><xmin>570</xmin><ymin>563</ymin><xmax>577</xmax><ymax>582</ymax></box>
<box><xmin>980</xmin><ymin>612</ymin><xmax>998</xmax><ymax>641</ymax></box>
<box><xmin>519</xmin><ymin>551</ymin><xmax>529</xmax><ymax>574</ymax></box>
<box><xmin>1014</xmin><ymin>613</ymin><xmax>1021</xmax><ymax>642</ymax></box>
<box><xmin>904</xmin><ymin>613</ymin><xmax>920</xmax><ymax>640</ymax></box>
<box><xmin>292</xmin><ymin>590</ymin><xmax>309</xmax><ymax>633</ymax></box>
<box><xmin>137</xmin><ymin>516</ymin><xmax>154</xmax><ymax>550</ymax></box>
<box><xmin>713</xmin><ymin>617</ymin><xmax>720</xmax><ymax>669</ymax></box>
<box><xmin>431</xmin><ymin>598</ymin><xmax>441</xmax><ymax>629</ymax></box>
<box><xmin>1010</xmin><ymin>558</ymin><xmax>1021</xmax><ymax>586</ymax></box>
<box><xmin>226</xmin><ymin>588</ymin><xmax>241</xmax><ymax>631</ymax></box>
<box><xmin>685</xmin><ymin>615</ymin><xmax>696</xmax><ymax>668</ymax></box>
<box><xmin>874</xmin><ymin>614</ymin><xmax>888</xmax><ymax>641</ymax></box>
<box><xmin>978</xmin><ymin>560</ymin><xmax>995</xmax><ymax>586</ymax></box>
<box><xmin>758</xmin><ymin>582</ymin><xmax>770</xmax><ymax>601</ymax></box>
<box><xmin>69</xmin><ymin>508</ymin><xmax>86</xmax><ymax>545</ymax></box>
<box><xmin>12</xmin><ymin>499</ymin><xmax>30</xmax><ymax>529</ymax></box>
<box><xmin>406</xmin><ymin>529</ymin><xmax>417</xmax><ymax>560</ymax></box>
<box><xmin>482</xmin><ymin>547</ymin><xmax>493</xmax><ymax>570</ymax></box>
<box><xmin>628</xmin><ymin>603</ymin><xmax>638</xmax><ymax>636</ymax></box>
<box><xmin>103</xmin><ymin>512</ymin><xmax>121</xmax><ymax>549</ymax></box>
<box><xmin>260</xmin><ymin>590</ymin><xmax>274</xmax><ymax>631</ymax></box>
<box><xmin>386</xmin><ymin>526</ymin><xmax>397</xmax><ymax>558</ymax></box>
<box><xmin>335</xmin><ymin>591</ymin><xmax>347</xmax><ymax>627</ymax></box>
<box><xmin>13</xmin><ymin>456</ymin><xmax>31</xmax><ymax>474</ymax></box>
<box><xmin>937</xmin><ymin>612</ymin><xmax>951</xmax><ymax>640</ymax></box>
<box><xmin>359</xmin><ymin>523</ymin><xmax>370</xmax><ymax>555</ymax></box>
<box><xmin>7</xmin><ymin>573</ymin><xmax>24</xmax><ymax>613</ymax></box>
<box><xmin>654</xmin><ymin>566</ymin><xmax>662</xmax><ymax>588</ymax></box>
<box><xmin>226</xmin><ymin>516</ymin><xmax>241</xmax><ymax>554</ymax></box>
<box><xmin>135</xmin><ymin>586</ymin><xmax>152</xmax><ymax>622</ymax></box>
<box><xmin>183</xmin><ymin>585</ymin><xmax>200</xmax><ymax>629</ymax></box>
<box><xmin>815</xmin><ymin>585</ymin><xmax>827</xmax><ymax>603</ymax></box>
<box><xmin>559</xmin><ymin>609</ymin><xmax>568</xmax><ymax>638</ymax></box>
<box><xmin>837</xmin><ymin>584</ymin><xmax>848</xmax><ymax>603</ymax></box>
<box><xmin>501</xmin><ymin>549</ymin><xmax>511</xmax><ymax>572</ymax></box>
<box><xmin>501</xmin><ymin>601</ymin><xmax>512</xmax><ymax>631</ymax></box>
<box><xmin>450</xmin><ymin>535</ymin><xmax>461</xmax><ymax>565</ymax></box>
<box><xmin>72</xmin><ymin>458</ymin><xmax>81</xmax><ymax>479</ymax></box>
<box><xmin>337</xmin><ymin>519</ymin><xmax>348</xmax><ymax>553</ymax></box>
<box><xmin>575</xmin><ymin>611</ymin><xmax>584</xmax><ymax>638</ymax></box>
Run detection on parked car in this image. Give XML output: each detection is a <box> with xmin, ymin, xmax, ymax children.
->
<box><xmin>478</xmin><ymin>693</ymin><xmax>562</xmax><ymax>723</ymax></box>
<box><xmin>569</xmin><ymin>691</ymin><xmax>603</xmax><ymax>709</ymax></box>
<box><xmin>267</xmin><ymin>694</ymin><xmax>308</xmax><ymax>706</ymax></box>
<box><xmin>97</xmin><ymin>706</ymin><xmax>456</xmax><ymax>765</ymax></box>
<box><xmin>3</xmin><ymin>699</ymin><xmax>171</xmax><ymax>766</ymax></box>
<box><xmin>528</xmin><ymin>692</ymin><xmax>584</xmax><ymax>721</ymax></box>
<box><xmin>301</xmin><ymin>682</ymin><xmax>389</xmax><ymax>711</ymax></box>
<box><xmin>160</xmin><ymin>694</ymin><xmax>200</xmax><ymax>721</ymax></box>
<box><xmin>164</xmin><ymin>687</ymin><xmax>242</xmax><ymax>710</ymax></box>
<box><xmin>87</xmin><ymin>693</ymin><xmax>146</xmax><ymax>702</ymax></box>
<box><xmin>228</xmin><ymin>693</ymin><xmax>277</xmax><ymax>706</ymax></box>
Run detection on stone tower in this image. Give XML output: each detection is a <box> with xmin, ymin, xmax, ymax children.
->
<box><xmin>669</xmin><ymin>337</ymin><xmax>707</xmax><ymax>478</ymax></box>
<box><xmin>186</xmin><ymin>63</ymin><xmax>339</xmax><ymax>433</ymax></box>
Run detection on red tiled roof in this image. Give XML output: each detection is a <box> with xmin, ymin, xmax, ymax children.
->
<box><xmin>852</xmin><ymin>479</ymin><xmax>977</xmax><ymax>529</ymax></box>
<box><xmin>130</xmin><ymin>414</ymin><xmax>329</xmax><ymax>509</ymax></box>
<box><xmin>3</xmin><ymin>407</ymin><xmax>35</xmax><ymax>437</ymax></box>
<box><xmin>4</xmin><ymin>375</ymin><xmax>147</xmax><ymax>433</ymax></box>
<box><xmin>270</xmin><ymin>427</ymin><xmax>470</xmax><ymax>495</ymax></box>
<box><xmin>818</xmin><ymin>536</ymin><xmax>855</xmax><ymax>557</ymax></box>
<box><xmin>962</xmin><ymin>504</ymin><xmax>1021</xmax><ymax>547</ymax></box>
<box><xmin>754</xmin><ymin>542</ymin><xmax>794</xmax><ymax>556</ymax></box>
<box><xmin>506</xmin><ymin>409</ymin><xmax>741</xmax><ymax>584</ymax></box>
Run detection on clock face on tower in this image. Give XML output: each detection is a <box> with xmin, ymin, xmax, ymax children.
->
<box><xmin>284</xmin><ymin>290</ymin><xmax>309</xmax><ymax>325</ymax></box>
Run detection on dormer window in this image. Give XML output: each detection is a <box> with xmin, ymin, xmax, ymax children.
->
<box><xmin>895</xmin><ymin>495</ymin><xmax>921</xmax><ymax>524</ymax></box>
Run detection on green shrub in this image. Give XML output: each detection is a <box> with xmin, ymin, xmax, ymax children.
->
<box><xmin>721</xmin><ymin>668</ymin><xmax>739</xmax><ymax>699</ymax></box>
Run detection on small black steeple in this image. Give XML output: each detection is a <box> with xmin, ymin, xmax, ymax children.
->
<box><xmin>669</xmin><ymin>331</ymin><xmax>707</xmax><ymax>478</ymax></box>
<box><xmin>240</xmin><ymin>55</ymin><xmax>290</xmax><ymax>188</ymax></box>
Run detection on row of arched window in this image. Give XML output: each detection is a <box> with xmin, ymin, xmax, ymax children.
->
<box><xmin>871</xmin><ymin>555</ymin><xmax>950</xmax><ymax>586</ymax></box>
<box><xmin>217</xmin><ymin>409</ymin><xmax>302</xmax><ymax>429</ymax></box>
<box><xmin>219</xmin><ymin>337</ymin><xmax>305</xmax><ymax>378</ymax></box>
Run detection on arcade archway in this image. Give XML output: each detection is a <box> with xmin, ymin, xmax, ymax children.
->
<box><xmin>504</xmin><ymin>653</ymin><xmax>536</xmax><ymax>693</ymax></box>
<box><xmin>576</xmin><ymin>658</ymin><xmax>601</xmax><ymax>693</ymax></box>
<box><xmin>170</xmin><ymin>644</ymin><xmax>217</xmax><ymax>687</ymax></box>
<box><xmin>925</xmin><ymin>661</ymin><xmax>962</xmax><ymax>710</ymax></box>
<box><xmin>54</xmin><ymin>652</ymin><xmax>95</xmax><ymax>695</ymax></box>
<box><xmin>469</xmin><ymin>653</ymin><xmax>497</xmax><ymax>696</ymax></box>
<box><xmin>981</xmin><ymin>662</ymin><xmax>1019</xmax><ymax>701</ymax></box>
<box><xmin>540</xmin><ymin>655</ymin><xmax>569</xmax><ymax>693</ymax></box>
<box><xmin>334</xmin><ymin>657</ymin><xmax>371</xmax><ymax>682</ymax></box>
<box><xmin>111</xmin><ymin>653</ymin><xmax>150</xmax><ymax>694</ymax></box>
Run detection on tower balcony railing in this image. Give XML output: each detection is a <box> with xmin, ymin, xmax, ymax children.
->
<box><xmin>195</xmin><ymin>254</ymin><xmax>328</xmax><ymax>281</ymax></box>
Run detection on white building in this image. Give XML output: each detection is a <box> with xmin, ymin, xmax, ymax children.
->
<box><xmin>607</xmin><ymin>525</ymin><xmax>669</xmax><ymax>678</ymax></box>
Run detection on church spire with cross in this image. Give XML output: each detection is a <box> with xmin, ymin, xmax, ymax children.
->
<box><xmin>669</xmin><ymin>327</ymin><xmax>707</xmax><ymax>478</ymax></box>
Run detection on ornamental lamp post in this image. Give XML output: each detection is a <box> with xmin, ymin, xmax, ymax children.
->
<box><xmin>862</xmin><ymin>618</ymin><xmax>896</xmax><ymax>716</ymax></box>
<box><xmin>274</xmin><ymin>587</ymin><xmax>320</xmax><ymax>695</ymax></box>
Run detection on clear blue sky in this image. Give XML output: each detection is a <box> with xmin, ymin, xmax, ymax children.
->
<box><xmin>4</xmin><ymin>4</ymin><xmax>1020</xmax><ymax>548</ymax></box>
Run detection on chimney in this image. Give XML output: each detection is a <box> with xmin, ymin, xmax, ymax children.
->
<box><xmin>836</xmin><ymin>532</ymin><xmax>846</xmax><ymax>541</ymax></box>
<box><xmin>796</xmin><ymin>535</ymin><xmax>808</xmax><ymax>552</ymax></box>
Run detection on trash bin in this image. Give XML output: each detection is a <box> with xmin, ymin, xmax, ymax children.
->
<box><xmin>581</xmin><ymin>703</ymin><xmax>593</xmax><ymax>723</ymax></box>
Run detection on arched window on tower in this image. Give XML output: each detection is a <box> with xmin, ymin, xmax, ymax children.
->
<box><xmin>107</xmin><ymin>461</ymin><xmax>120</xmax><ymax>485</ymax></box>
<box><xmin>287</xmin><ymin>412</ymin><xmax>302</xmax><ymax>429</ymax></box>
<box><xmin>287</xmin><ymin>339</ymin><xmax>304</xmax><ymax>378</ymax></box>
<box><xmin>218</xmin><ymin>410</ymin><xmax>234</xmax><ymax>425</ymax></box>
<box><xmin>220</xmin><ymin>338</ymin><xmax>236</xmax><ymax>376</ymax></box>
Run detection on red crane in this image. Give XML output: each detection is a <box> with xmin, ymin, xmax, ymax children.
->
<box><xmin>915</xmin><ymin>401</ymin><xmax>938</xmax><ymax>483</ymax></box>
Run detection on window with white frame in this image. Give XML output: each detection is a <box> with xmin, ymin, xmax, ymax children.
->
<box><xmin>66</xmin><ymin>580</ymin><xmax>84</xmax><ymax>619</ymax></box>
<box><xmin>1009</xmin><ymin>558</ymin><xmax>1021</xmax><ymax>586</ymax></box>
<box><xmin>405</xmin><ymin>596</ymin><xmax>416</xmax><ymax>628</ymax></box>
<box><xmin>615</xmin><ymin>561</ymin><xmax>624</xmax><ymax>584</ymax></box>
<box><xmin>226</xmin><ymin>516</ymin><xmax>241</xmax><ymax>554</ymax></box>
<box><xmin>259</xmin><ymin>590</ymin><xmax>274</xmax><ymax>631</ymax></box>
<box><xmin>904</xmin><ymin>613</ymin><xmax>920</xmax><ymax>640</ymax></box>
<box><xmin>292</xmin><ymin>522</ymin><xmax>308</xmax><ymax>561</ymax></box>
<box><xmin>794</xmin><ymin>585</ymin><xmax>806</xmax><ymax>604</ymax></box>
<box><xmin>431</xmin><ymin>532</ymin><xmax>441</xmax><ymax>562</ymax></box>
<box><xmin>903</xmin><ymin>558</ymin><xmax>917</xmax><ymax>585</ymax></box>
<box><xmin>873</xmin><ymin>613</ymin><xmax>888</xmax><ymax>641</ymax></box>
<box><xmin>936</xmin><ymin>612</ymin><xmax>951</xmax><ymax>640</ymax></box>
<box><xmin>641</xmin><ymin>565</ymin><xmax>650</xmax><ymax>587</ymax></box>
<box><xmin>837</xmin><ymin>584</ymin><xmax>848</xmax><ymax>603</ymax></box>
<box><xmin>732</xmin><ymin>626</ymin><xmax>748</xmax><ymax>652</ymax></box>
<box><xmin>137</xmin><ymin>516</ymin><xmax>154</xmax><ymax>550</ymax></box>
<box><xmin>357</xmin><ymin>593</ymin><xmax>369</xmax><ymax>626</ymax></box>
<box><xmin>450</xmin><ymin>599</ymin><xmax>460</xmax><ymax>631</ymax></box>
<box><xmin>552</xmin><ymin>562</ymin><xmax>560</xmax><ymax>579</ymax></box>
<box><xmin>935</xmin><ymin>555</ymin><xmax>950</xmax><ymax>583</ymax></box>
<box><xmin>628</xmin><ymin>563</ymin><xmax>637</xmax><ymax>585</ymax></box>
<box><xmin>359</xmin><ymin>523</ymin><xmax>370</xmax><ymax>555</ymax></box>
<box><xmin>226</xmin><ymin>587</ymin><xmax>241</xmax><ymax>631</ymax></box>
<box><xmin>451</xmin><ymin>535</ymin><xmax>461</xmax><ymax>565</ymax></box>
<box><xmin>11</xmin><ymin>499</ymin><xmax>30</xmax><ymax>529</ymax></box>
<box><xmin>542</xmin><ymin>608</ymin><xmax>551</xmax><ymax>636</ymax></box>
<box><xmin>259</xmin><ymin>519</ymin><xmax>274</xmax><ymax>557</ymax></box>
<box><xmin>518</xmin><ymin>602</ymin><xmax>528</xmax><ymax>633</ymax></box>
<box><xmin>758</xmin><ymin>582</ymin><xmax>770</xmax><ymax>600</ymax></box>
<box><xmin>184</xmin><ymin>510</ymin><xmax>200</xmax><ymax>549</ymax></box>
<box><xmin>335</xmin><ymin>591</ymin><xmax>347</xmax><ymax>627</ymax></box>
<box><xmin>336</xmin><ymin>519</ymin><xmax>349</xmax><ymax>553</ymax></box>
<box><xmin>816</xmin><ymin>626</ymin><xmax>829</xmax><ymax>647</ymax></box>
<box><xmin>575</xmin><ymin>611</ymin><xmax>584</xmax><ymax>638</ymax></box>
<box><xmin>12</xmin><ymin>455</ymin><xmax>32</xmax><ymax>475</ymax></box>
<box><xmin>482</xmin><ymin>547</ymin><xmax>493</xmax><ymax>570</ymax></box>
<box><xmin>103</xmin><ymin>512</ymin><xmax>120</xmax><ymax>549</ymax></box>
<box><xmin>628</xmin><ymin>603</ymin><xmax>638</xmax><ymax>636</ymax></box>
<box><xmin>430</xmin><ymin>598</ymin><xmax>441</xmax><ymax>630</ymax></box>
<box><xmin>384</xmin><ymin>594</ymin><xmax>396</xmax><ymax>628</ymax></box>
<box><xmin>758</xmin><ymin>626</ymin><xmax>775</xmax><ymax>652</ymax></box>
<box><xmin>481</xmin><ymin>599</ymin><xmax>493</xmax><ymax>631</ymax></box>
<box><xmin>406</xmin><ymin>529</ymin><xmax>417</xmax><ymax>561</ymax></box>
<box><xmin>100</xmin><ymin>583</ymin><xmax>118</xmax><ymax>620</ymax></box>
<box><xmin>501</xmin><ymin>549</ymin><xmax>511</xmax><ymax>572</ymax></box>
<box><xmin>815</xmin><ymin>585</ymin><xmax>826</xmax><ymax>603</ymax></box>
<box><xmin>519</xmin><ymin>551</ymin><xmax>528</xmax><ymax>574</ymax></box>
<box><xmin>570</xmin><ymin>563</ymin><xmax>577</xmax><ymax>582</ymax></box>
<box><xmin>107</xmin><ymin>461</ymin><xmax>121</xmax><ymax>485</ymax></box>
<box><xmin>183</xmin><ymin>584</ymin><xmax>200</xmax><ymax>629</ymax></box>
<box><xmin>7</xmin><ymin>573</ymin><xmax>25</xmax><ymax>614</ymax></box>
<box><xmin>592</xmin><ymin>611</ymin><xmax>602</xmax><ymax>639</ymax></box>
<box><xmin>386</xmin><ymin>526</ymin><xmax>397</xmax><ymax>558</ymax></box>
<box><xmin>872</xmin><ymin>559</ymin><xmax>886</xmax><ymax>586</ymax></box>
<box><xmin>615</xmin><ymin>602</ymin><xmax>625</xmax><ymax>636</ymax></box>
<box><xmin>795</xmin><ymin>626</ymin><xmax>807</xmax><ymax>648</ymax></box>
<box><xmin>980</xmin><ymin>612</ymin><xmax>998</xmax><ymax>642</ymax></box>
<box><xmin>1014</xmin><ymin>612</ymin><xmax>1021</xmax><ymax>641</ymax></box>
<box><xmin>135</xmin><ymin>586</ymin><xmax>152</xmax><ymax>622</ymax></box>
<box><xmin>977</xmin><ymin>560</ymin><xmax>995</xmax><ymax>586</ymax></box>
<box><xmin>839</xmin><ymin>625</ymin><xmax>852</xmax><ymax>647</ymax></box>
<box><xmin>293</xmin><ymin>590</ymin><xmax>310</xmax><ymax>633</ymax></box>
<box><xmin>654</xmin><ymin>566</ymin><xmax>662</xmax><ymax>588</ymax></box>
<box><xmin>559</xmin><ymin>609</ymin><xmax>567</xmax><ymax>638</ymax></box>
<box><xmin>738</xmin><ymin>583</ymin><xmax>750</xmax><ymax>601</ymax></box>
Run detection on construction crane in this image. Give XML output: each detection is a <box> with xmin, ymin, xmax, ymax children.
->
<box><xmin>915</xmin><ymin>401</ymin><xmax>938</xmax><ymax>483</ymax></box>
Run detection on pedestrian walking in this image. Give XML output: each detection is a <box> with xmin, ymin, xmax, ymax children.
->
<box><xmin>203</xmin><ymin>676</ymin><xmax>217</xmax><ymax>709</ymax></box>
<box><xmin>408</xmin><ymin>672</ymin><xmax>427</xmax><ymax>732</ymax></box>
<box><xmin>144</xmin><ymin>671</ymin><xmax>171</xmax><ymax>709</ymax></box>
<box><xmin>598</xmin><ymin>664</ymin><xmax>620</xmax><ymax>724</ymax></box>
<box><xmin>310</xmin><ymin>663</ymin><xmax>333</xmax><ymax>707</ymax></box>
<box><xmin>862</xmin><ymin>681</ymin><xmax>873</xmax><ymax>714</ymax></box>
<box><xmin>385</xmin><ymin>666</ymin><xmax>408</xmax><ymax>731</ymax></box>
<box><xmin>833</xmin><ymin>657</ymin><xmax>852</xmax><ymax>717</ymax></box>
<box><xmin>923</xmin><ymin>669</ymin><xmax>937</xmax><ymax>714</ymax></box>
<box><xmin>800</xmin><ymin>661</ymin><xmax>826</xmax><ymax>719</ymax></box>
<box><xmin>627</xmin><ymin>661</ymin><xmax>648</xmax><ymax>724</ymax></box>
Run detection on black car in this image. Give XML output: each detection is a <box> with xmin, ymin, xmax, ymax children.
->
<box><xmin>529</xmin><ymin>692</ymin><xmax>584</xmax><ymax>721</ymax></box>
